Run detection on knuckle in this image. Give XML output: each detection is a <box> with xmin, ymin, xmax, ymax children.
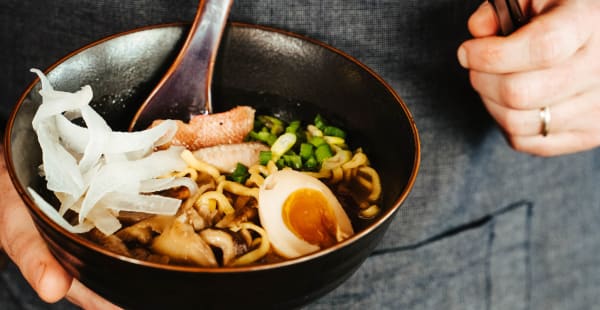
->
<box><xmin>506</xmin><ymin>136</ymin><xmax>525</xmax><ymax>151</ymax></box>
<box><xmin>469</xmin><ymin>71</ymin><xmax>484</xmax><ymax>92</ymax></box>
<box><xmin>499</xmin><ymin>77</ymin><xmax>529</xmax><ymax>109</ymax></box>
<box><xmin>529</xmin><ymin>23</ymin><xmax>571</xmax><ymax>67</ymax></box>
<box><xmin>499</xmin><ymin>109</ymin><xmax>527</xmax><ymax>135</ymax></box>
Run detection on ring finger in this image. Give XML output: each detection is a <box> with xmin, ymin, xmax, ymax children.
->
<box><xmin>481</xmin><ymin>86</ymin><xmax>600</xmax><ymax>137</ymax></box>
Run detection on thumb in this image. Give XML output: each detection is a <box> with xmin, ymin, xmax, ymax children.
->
<box><xmin>0</xmin><ymin>155</ymin><xmax>72</xmax><ymax>303</ymax></box>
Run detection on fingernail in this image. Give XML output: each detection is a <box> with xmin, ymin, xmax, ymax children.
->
<box><xmin>457</xmin><ymin>46</ymin><xmax>469</xmax><ymax>68</ymax></box>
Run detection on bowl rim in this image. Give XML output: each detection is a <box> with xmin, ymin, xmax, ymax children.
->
<box><xmin>3</xmin><ymin>22</ymin><xmax>421</xmax><ymax>273</ymax></box>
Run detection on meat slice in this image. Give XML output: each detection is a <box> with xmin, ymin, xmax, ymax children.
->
<box><xmin>152</xmin><ymin>106</ymin><xmax>255</xmax><ymax>151</ymax></box>
<box><xmin>193</xmin><ymin>142</ymin><xmax>268</xmax><ymax>173</ymax></box>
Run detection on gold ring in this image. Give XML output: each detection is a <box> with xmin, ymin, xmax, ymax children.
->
<box><xmin>539</xmin><ymin>106</ymin><xmax>551</xmax><ymax>137</ymax></box>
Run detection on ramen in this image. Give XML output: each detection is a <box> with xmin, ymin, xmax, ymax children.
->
<box><xmin>28</xmin><ymin>69</ymin><xmax>382</xmax><ymax>267</ymax></box>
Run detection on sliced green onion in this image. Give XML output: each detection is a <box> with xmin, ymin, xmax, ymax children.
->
<box><xmin>315</xmin><ymin>144</ymin><xmax>333</xmax><ymax>164</ymax></box>
<box><xmin>308</xmin><ymin>136</ymin><xmax>327</xmax><ymax>147</ymax></box>
<box><xmin>323</xmin><ymin>126</ymin><xmax>346</xmax><ymax>139</ymax></box>
<box><xmin>229</xmin><ymin>163</ymin><xmax>250</xmax><ymax>183</ymax></box>
<box><xmin>283</xmin><ymin>154</ymin><xmax>303</xmax><ymax>170</ymax></box>
<box><xmin>304</xmin><ymin>156</ymin><xmax>318</xmax><ymax>171</ymax></box>
<box><xmin>259</xmin><ymin>150</ymin><xmax>272</xmax><ymax>165</ymax></box>
<box><xmin>299</xmin><ymin>143</ymin><xmax>314</xmax><ymax>161</ymax></box>
<box><xmin>258</xmin><ymin>115</ymin><xmax>285</xmax><ymax>135</ymax></box>
<box><xmin>314</xmin><ymin>114</ymin><xmax>327</xmax><ymax>130</ymax></box>
<box><xmin>271</xmin><ymin>132</ymin><xmax>297</xmax><ymax>160</ymax></box>
<box><xmin>249</xmin><ymin>113</ymin><xmax>355</xmax><ymax>173</ymax></box>
<box><xmin>275</xmin><ymin>157</ymin><xmax>286</xmax><ymax>169</ymax></box>
<box><xmin>285</xmin><ymin>120</ymin><xmax>301</xmax><ymax>134</ymax></box>
<box><xmin>249</xmin><ymin>131</ymin><xmax>277</xmax><ymax>146</ymax></box>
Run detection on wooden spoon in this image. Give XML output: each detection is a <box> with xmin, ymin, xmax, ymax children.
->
<box><xmin>129</xmin><ymin>0</ymin><xmax>233</xmax><ymax>131</ymax></box>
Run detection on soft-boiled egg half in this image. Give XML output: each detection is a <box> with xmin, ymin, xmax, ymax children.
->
<box><xmin>258</xmin><ymin>169</ymin><xmax>354</xmax><ymax>259</ymax></box>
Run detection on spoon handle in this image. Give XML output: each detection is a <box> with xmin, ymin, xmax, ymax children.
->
<box><xmin>130</xmin><ymin>0</ymin><xmax>233</xmax><ymax>131</ymax></box>
<box><xmin>489</xmin><ymin>0</ymin><xmax>528</xmax><ymax>35</ymax></box>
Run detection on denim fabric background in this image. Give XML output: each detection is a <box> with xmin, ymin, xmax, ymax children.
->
<box><xmin>1</xmin><ymin>1</ymin><xmax>599</xmax><ymax>309</ymax></box>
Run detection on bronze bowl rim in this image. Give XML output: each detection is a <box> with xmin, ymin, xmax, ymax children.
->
<box><xmin>3</xmin><ymin>22</ymin><xmax>421</xmax><ymax>273</ymax></box>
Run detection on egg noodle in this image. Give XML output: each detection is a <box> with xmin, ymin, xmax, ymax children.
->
<box><xmin>166</xmin><ymin>146</ymin><xmax>382</xmax><ymax>266</ymax></box>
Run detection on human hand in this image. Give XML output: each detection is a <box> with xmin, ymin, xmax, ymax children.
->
<box><xmin>458</xmin><ymin>0</ymin><xmax>600</xmax><ymax>156</ymax></box>
<box><xmin>0</xmin><ymin>145</ymin><xmax>121</xmax><ymax>309</ymax></box>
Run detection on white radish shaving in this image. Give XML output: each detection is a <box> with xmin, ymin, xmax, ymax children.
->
<box><xmin>79</xmin><ymin>147</ymin><xmax>187</xmax><ymax>222</ymax></box>
<box><xmin>54</xmin><ymin>115</ymin><xmax>178</xmax><ymax>157</ymax></box>
<box><xmin>86</xmin><ymin>205</ymin><xmax>122</xmax><ymax>236</ymax></box>
<box><xmin>28</xmin><ymin>188</ymin><xmax>94</xmax><ymax>234</ymax></box>
<box><xmin>56</xmin><ymin>163</ymin><xmax>101</xmax><ymax>215</ymax></box>
<box><xmin>78</xmin><ymin>105</ymin><xmax>112</xmax><ymax>173</ymax></box>
<box><xmin>55</xmin><ymin>115</ymin><xmax>88</xmax><ymax>153</ymax></box>
<box><xmin>57</xmin><ymin>192</ymin><xmax>79</xmax><ymax>216</ymax></box>
<box><xmin>106</xmin><ymin>120</ymin><xmax>177</xmax><ymax>154</ymax></box>
<box><xmin>140</xmin><ymin>177</ymin><xmax>198</xmax><ymax>195</ymax></box>
<box><xmin>36</xmin><ymin>122</ymin><xmax>85</xmax><ymax>198</ymax></box>
<box><xmin>28</xmin><ymin>69</ymin><xmax>194</xmax><ymax>235</ymax></box>
<box><xmin>30</xmin><ymin>69</ymin><xmax>93</xmax><ymax>130</ymax></box>
<box><xmin>99</xmin><ymin>192</ymin><xmax>182</xmax><ymax>215</ymax></box>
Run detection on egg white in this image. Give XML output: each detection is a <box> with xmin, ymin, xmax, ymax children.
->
<box><xmin>258</xmin><ymin>169</ymin><xmax>354</xmax><ymax>259</ymax></box>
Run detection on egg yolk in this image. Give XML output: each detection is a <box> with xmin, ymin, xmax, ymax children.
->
<box><xmin>282</xmin><ymin>188</ymin><xmax>338</xmax><ymax>248</ymax></box>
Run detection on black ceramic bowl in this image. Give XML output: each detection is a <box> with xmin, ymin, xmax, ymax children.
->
<box><xmin>4</xmin><ymin>23</ymin><xmax>420</xmax><ymax>309</ymax></box>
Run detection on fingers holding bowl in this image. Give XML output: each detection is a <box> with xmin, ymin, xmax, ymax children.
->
<box><xmin>0</xmin><ymin>149</ymin><xmax>72</xmax><ymax>303</ymax></box>
<box><xmin>1</xmin><ymin>145</ymin><xmax>123</xmax><ymax>307</ymax></box>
